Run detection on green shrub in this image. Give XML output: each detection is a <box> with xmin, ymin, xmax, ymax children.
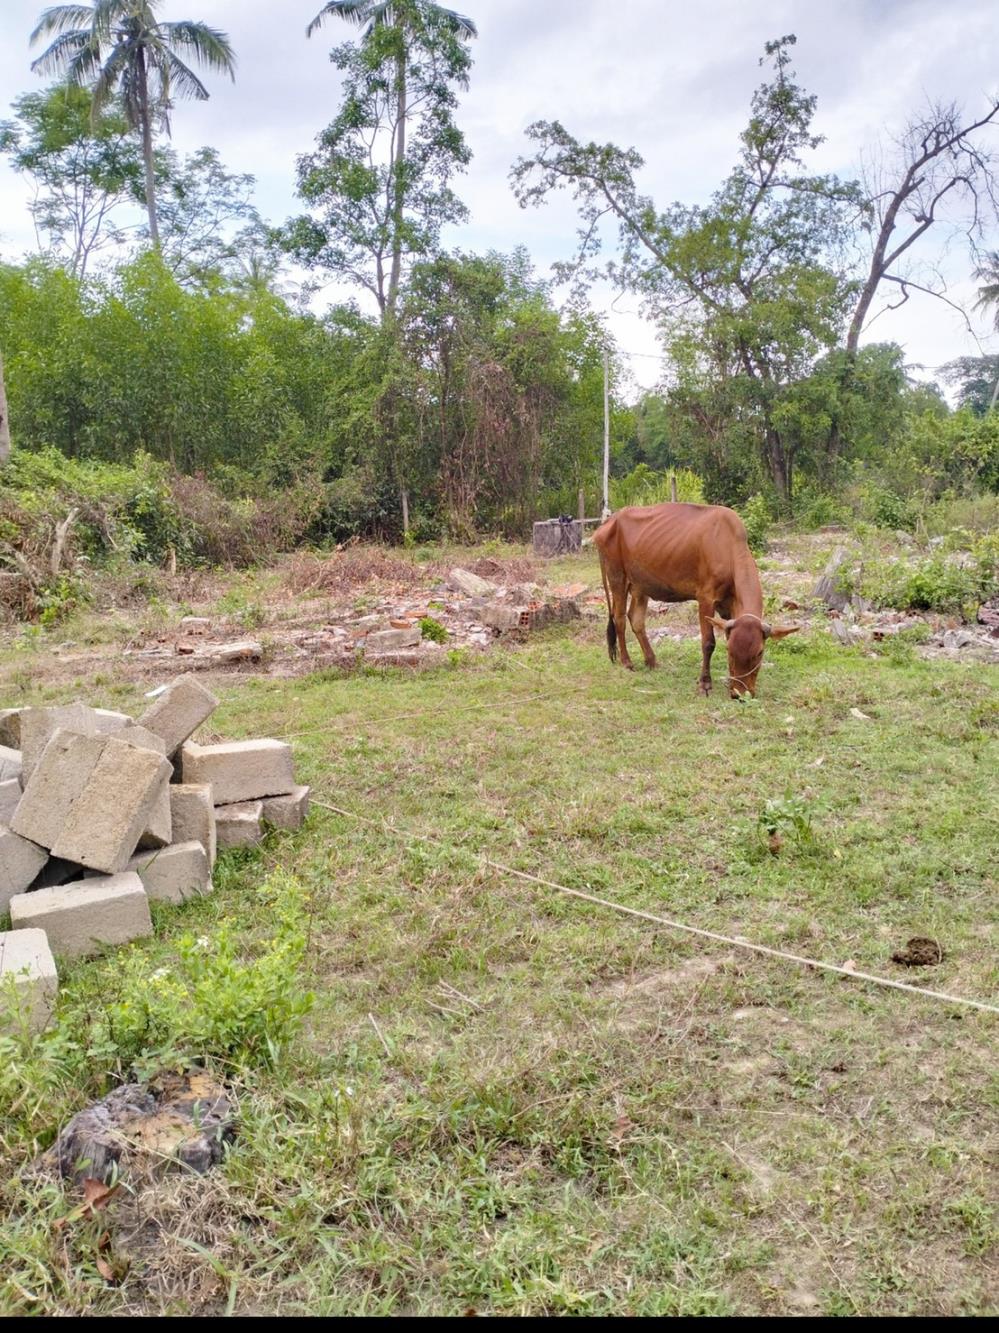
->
<box><xmin>741</xmin><ymin>494</ymin><xmax>771</xmax><ymax>553</ymax></box>
<box><xmin>610</xmin><ymin>464</ymin><xmax>705</xmax><ymax>509</ymax></box>
<box><xmin>419</xmin><ymin>615</ymin><xmax>449</xmax><ymax>643</ymax></box>
<box><xmin>862</xmin><ymin>537</ymin><xmax>998</xmax><ymax>614</ymax></box>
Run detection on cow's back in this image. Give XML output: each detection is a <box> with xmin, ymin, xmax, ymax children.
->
<box><xmin>594</xmin><ymin>503</ymin><xmax>749</xmax><ymax>599</ymax></box>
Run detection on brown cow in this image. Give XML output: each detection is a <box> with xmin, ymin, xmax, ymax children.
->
<box><xmin>593</xmin><ymin>502</ymin><xmax>799</xmax><ymax>698</ymax></box>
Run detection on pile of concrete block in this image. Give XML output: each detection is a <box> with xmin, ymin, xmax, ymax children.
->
<box><xmin>1</xmin><ymin>676</ymin><xmax>309</xmax><ymax>1033</ymax></box>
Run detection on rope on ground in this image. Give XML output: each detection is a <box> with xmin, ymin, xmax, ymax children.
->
<box><xmin>311</xmin><ymin>797</ymin><xmax>999</xmax><ymax>1018</ymax></box>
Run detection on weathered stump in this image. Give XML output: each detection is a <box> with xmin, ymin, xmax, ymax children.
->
<box><xmin>532</xmin><ymin>518</ymin><xmax>582</xmax><ymax>556</ymax></box>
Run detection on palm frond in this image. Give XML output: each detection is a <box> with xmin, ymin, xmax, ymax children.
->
<box><xmin>91</xmin><ymin>40</ymin><xmax>132</xmax><ymax>116</ymax></box>
<box><xmin>29</xmin><ymin>28</ymin><xmax>92</xmax><ymax>76</ymax></box>
<box><xmin>162</xmin><ymin>21</ymin><xmax>236</xmax><ymax>77</ymax></box>
<box><xmin>29</xmin><ymin>4</ymin><xmax>96</xmax><ymax>45</ymax></box>
<box><xmin>162</xmin><ymin>51</ymin><xmax>211</xmax><ymax>102</ymax></box>
<box><xmin>306</xmin><ymin>1</ymin><xmax>371</xmax><ymax>39</ymax></box>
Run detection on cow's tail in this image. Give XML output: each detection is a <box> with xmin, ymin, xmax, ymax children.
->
<box><xmin>599</xmin><ymin>545</ymin><xmax>617</xmax><ymax>662</ymax></box>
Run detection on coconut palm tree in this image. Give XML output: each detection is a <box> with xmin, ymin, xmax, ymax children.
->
<box><xmin>973</xmin><ymin>251</ymin><xmax>999</xmax><ymax>411</ymax></box>
<box><xmin>307</xmin><ymin>1</ymin><xmax>476</xmax><ymax>314</ymax></box>
<box><xmin>30</xmin><ymin>1</ymin><xmax>236</xmax><ymax>247</ymax></box>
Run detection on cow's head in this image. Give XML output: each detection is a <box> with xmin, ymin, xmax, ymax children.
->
<box><xmin>708</xmin><ymin>613</ymin><xmax>800</xmax><ymax>698</ymax></box>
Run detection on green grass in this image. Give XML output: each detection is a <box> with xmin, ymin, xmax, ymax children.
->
<box><xmin>1</xmin><ymin>612</ymin><xmax>997</xmax><ymax>1315</ymax></box>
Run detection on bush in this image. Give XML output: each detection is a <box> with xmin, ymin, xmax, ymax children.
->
<box><xmin>610</xmin><ymin>464</ymin><xmax>705</xmax><ymax>509</ymax></box>
<box><xmin>862</xmin><ymin>537</ymin><xmax>998</xmax><ymax>614</ymax></box>
<box><xmin>741</xmin><ymin>494</ymin><xmax>771</xmax><ymax>553</ymax></box>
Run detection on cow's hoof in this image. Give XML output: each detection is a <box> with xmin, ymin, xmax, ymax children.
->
<box><xmin>622</xmin><ymin>660</ymin><xmax>635</xmax><ymax>672</ymax></box>
<box><xmin>697</xmin><ymin>681</ymin><xmax>712</xmax><ymax>696</ymax></box>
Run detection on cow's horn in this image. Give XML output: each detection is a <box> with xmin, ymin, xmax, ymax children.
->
<box><xmin>762</xmin><ymin>621</ymin><xmax>773</xmax><ymax>638</ymax></box>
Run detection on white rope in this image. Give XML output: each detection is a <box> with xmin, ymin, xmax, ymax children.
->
<box><xmin>312</xmin><ymin>797</ymin><xmax>999</xmax><ymax>1017</ymax></box>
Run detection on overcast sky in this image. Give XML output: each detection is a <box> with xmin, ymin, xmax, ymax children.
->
<box><xmin>2</xmin><ymin>0</ymin><xmax>998</xmax><ymax>390</ymax></box>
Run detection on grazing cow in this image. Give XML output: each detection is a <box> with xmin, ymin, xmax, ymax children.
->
<box><xmin>593</xmin><ymin>502</ymin><xmax>799</xmax><ymax>698</ymax></box>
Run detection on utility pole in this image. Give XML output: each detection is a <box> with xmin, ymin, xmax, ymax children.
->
<box><xmin>602</xmin><ymin>345</ymin><xmax>611</xmax><ymax>519</ymax></box>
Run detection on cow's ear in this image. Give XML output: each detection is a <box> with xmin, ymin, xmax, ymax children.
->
<box><xmin>707</xmin><ymin>613</ymin><xmax>732</xmax><ymax>633</ymax></box>
<box><xmin>766</xmin><ymin>624</ymin><xmax>801</xmax><ymax>640</ymax></box>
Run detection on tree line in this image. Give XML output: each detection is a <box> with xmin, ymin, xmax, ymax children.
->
<box><xmin>1</xmin><ymin>3</ymin><xmax>998</xmax><ymax>544</ymax></box>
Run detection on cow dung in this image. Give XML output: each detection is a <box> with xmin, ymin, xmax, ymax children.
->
<box><xmin>50</xmin><ymin>1069</ymin><xmax>235</xmax><ymax>1183</ymax></box>
<box><xmin>891</xmin><ymin>937</ymin><xmax>944</xmax><ymax>967</ymax></box>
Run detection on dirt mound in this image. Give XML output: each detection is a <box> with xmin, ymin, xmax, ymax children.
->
<box><xmin>891</xmin><ymin>937</ymin><xmax>943</xmax><ymax>967</ymax></box>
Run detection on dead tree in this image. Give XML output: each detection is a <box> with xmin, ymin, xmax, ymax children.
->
<box><xmin>847</xmin><ymin>99</ymin><xmax>999</xmax><ymax>356</ymax></box>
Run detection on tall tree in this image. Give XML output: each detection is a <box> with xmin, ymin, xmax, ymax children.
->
<box><xmin>512</xmin><ymin>36</ymin><xmax>856</xmax><ymax>507</ymax></box>
<box><xmin>29</xmin><ymin>1</ymin><xmax>236</xmax><ymax>247</ymax></box>
<box><xmin>0</xmin><ymin>350</ymin><xmax>10</xmax><ymax>464</ymax></box>
<box><xmin>291</xmin><ymin>0</ymin><xmax>476</xmax><ymax>318</ymax></box>
<box><xmin>0</xmin><ymin>85</ymin><xmax>142</xmax><ymax>276</ymax></box>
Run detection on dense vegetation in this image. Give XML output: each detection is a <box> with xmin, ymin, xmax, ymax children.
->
<box><xmin>1</xmin><ymin>4</ymin><xmax>997</xmax><ymax>600</ymax></box>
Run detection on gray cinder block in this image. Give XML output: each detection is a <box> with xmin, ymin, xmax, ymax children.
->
<box><xmin>181</xmin><ymin>739</ymin><xmax>294</xmax><ymax>806</ymax></box>
<box><xmin>9</xmin><ymin>872</ymin><xmax>152</xmax><ymax>958</ymax></box>
<box><xmin>0</xmin><ymin>929</ymin><xmax>58</xmax><ymax>1033</ymax></box>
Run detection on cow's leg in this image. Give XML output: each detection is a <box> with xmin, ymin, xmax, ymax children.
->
<box><xmin>628</xmin><ymin>590</ymin><xmax>657</xmax><ymax>668</ymax></box>
<box><xmin>608</xmin><ymin>567</ymin><xmax>635</xmax><ymax>669</ymax></box>
<box><xmin>697</xmin><ymin>600</ymin><xmax>717</xmax><ymax>695</ymax></box>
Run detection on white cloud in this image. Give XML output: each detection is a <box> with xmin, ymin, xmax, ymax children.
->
<box><xmin>1</xmin><ymin>0</ymin><xmax>997</xmax><ymax>388</ymax></box>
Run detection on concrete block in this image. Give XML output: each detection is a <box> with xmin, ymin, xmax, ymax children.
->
<box><xmin>364</xmin><ymin>627</ymin><xmax>422</xmax><ymax>653</ymax></box>
<box><xmin>114</xmin><ymin>724</ymin><xmax>171</xmax><ymax>849</ymax></box>
<box><xmin>181</xmin><ymin>739</ymin><xmax>294</xmax><ymax>805</ymax></box>
<box><xmin>9</xmin><ymin>872</ymin><xmax>151</xmax><ymax>959</ymax></box>
<box><xmin>0</xmin><ymin>708</ymin><xmax>22</xmax><ymax>749</ymax></box>
<box><xmin>11</xmin><ymin>728</ymin><xmax>107</xmax><ymax>851</ymax></box>
<box><xmin>215</xmin><ymin>800</ymin><xmax>264</xmax><ymax>849</ymax></box>
<box><xmin>138</xmin><ymin>676</ymin><xmax>218</xmax><ymax>756</ymax></box>
<box><xmin>53</xmin><ymin>736</ymin><xmax>172</xmax><ymax>874</ymax></box>
<box><xmin>1</xmin><ymin>825</ymin><xmax>49</xmax><ymax>913</ymax></box>
<box><xmin>92</xmin><ymin>709</ymin><xmax>134</xmax><ymax>733</ymax></box>
<box><xmin>262</xmin><ymin>785</ymin><xmax>310</xmax><ymax>832</ymax></box>
<box><xmin>0</xmin><ymin>929</ymin><xmax>58</xmax><ymax>1033</ymax></box>
<box><xmin>19</xmin><ymin>702</ymin><xmax>98</xmax><ymax>783</ymax></box>
<box><xmin>170</xmin><ymin>783</ymin><xmax>216</xmax><ymax>866</ymax></box>
<box><xmin>0</xmin><ymin>778</ymin><xmax>20</xmax><ymax>825</ymax></box>
<box><xmin>447</xmin><ymin>567</ymin><xmax>498</xmax><ymax>598</ymax></box>
<box><xmin>126</xmin><ymin>840</ymin><xmax>211</xmax><ymax>905</ymax></box>
<box><xmin>0</xmin><ymin>744</ymin><xmax>22</xmax><ymax>784</ymax></box>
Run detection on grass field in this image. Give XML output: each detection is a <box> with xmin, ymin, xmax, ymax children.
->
<box><xmin>2</xmin><ymin>548</ymin><xmax>997</xmax><ymax>1315</ymax></box>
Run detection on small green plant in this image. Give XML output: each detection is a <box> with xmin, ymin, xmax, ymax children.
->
<box><xmin>37</xmin><ymin>573</ymin><xmax>90</xmax><ymax>627</ymax></box>
<box><xmin>741</xmin><ymin>494</ymin><xmax>772</xmax><ymax>553</ymax></box>
<box><xmin>757</xmin><ymin>792</ymin><xmax>814</xmax><ymax>855</ymax></box>
<box><xmin>419</xmin><ymin>615</ymin><xmax>448</xmax><ymax>644</ymax></box>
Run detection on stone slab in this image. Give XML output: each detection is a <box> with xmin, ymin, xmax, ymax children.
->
<box><xmin>52</xmin><ymin>737</ymin><xmax>173</xmax><ymax>874</ymax></box>
<box><xmin>11</xmin><ymin>729</ymin><xmax>107</xmax><ymax>852</ymax></box>
<box><xmin>181</xmin><ymin>739</ymin><xmax>294</xmax><ymax>806</ymax></box>
<box><xmin>9</xmin><ymin>872</ymin><xmax>152</xmax><ymax>958</ymax></box>
<box><xmin>0</xmin><ymin>778</ymin><xmax>20</xmax><ymax>825</ymax></box>
<box><xmin>169</xmin><ymin>783</ymin><xmax>216</xmax><ymax>866</ymax></box>
<box><xmin>1</xmin><ymin>825</ymin><xmax>49</xmax><ymax>913</ymax></box>
<box><xmin>0</xmin><ymin>929</ymin><xmax>58</xmax><ymax>1033</ymax></box>
<box><xmin>261</xmin><ymin>785</ymin><xmax>310</xmax><ymax>832</ymax></box>
<box><xmin>126</xmin><ymin>840</ymin><xmax>211</xmax><ymax>905</ymax></box>
<box><xmin>215</xmin><ymin>800</ymin><xmax>264</xmax><ymax>849</ymax></box>
<box><xmin>138</xmin><ymin>675</ymin><xmax>218</xmax><ymax>756</ymax></box>
<box><xmin>0</xmin><ymin>744</ymin><xmax>22</xmax><ymax>784</ymax></box>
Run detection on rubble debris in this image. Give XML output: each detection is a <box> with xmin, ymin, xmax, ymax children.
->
<box><xmin>812</xmin><ymin>546</ymin><xmax>850</xmax><ymax>610</ymax></box>
<box><xmin>51</xmin><ymin>1069</ymin><xmax>235</xmax><ymax>1183</ymax></box>
<box><xmin>447</xmin><ymin>567</ymin><xmax>499</xmax><ymax>598</ymax></box>
<box><xmin>364</xmin><ymin>626</ymin><xmax>422</xmax><ymax>653</ymax></box>
<box><xmin>0</xmin><ymin>929</ymin><xmax>58</xmax><ymax>1034</ymax></box>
